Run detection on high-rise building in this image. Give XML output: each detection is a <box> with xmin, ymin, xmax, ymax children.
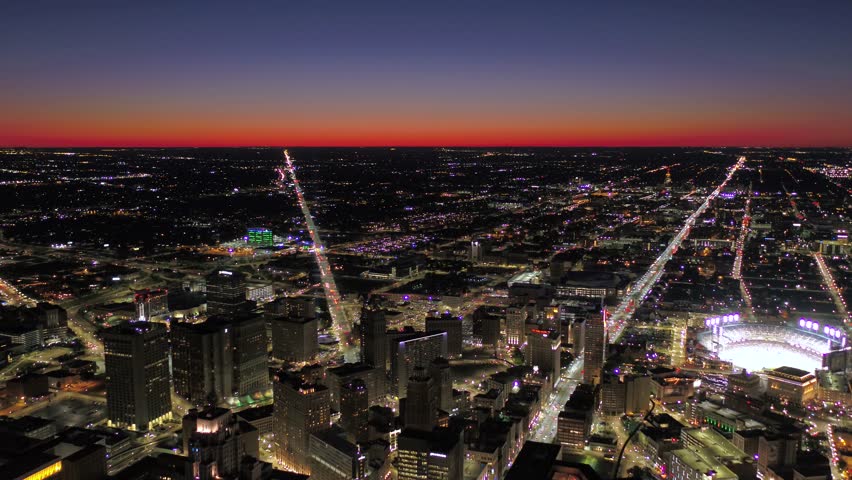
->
<box><xmin>428</xmin><ymin>357</ymin><xmax>453</xmax><ymax>413</ymax></box>
<box><xmin>479</xmin><ymin>312</ymin><xmax>502</xmax><ymax>348</ymax></box>
<box><xmin>230</xmin><ymin>315</ymin><xmax>269</xmax><ymax>397</ymax></box>
<box><xmin>339</xmin><ymin>379</ymin><xmax>369</xmax><ymax>443</ymax></box>
<box><xmin>359</xmin><ymin>307</ymin><xmax>387</xmax><ymax>370</ymax></box>
<box><xmin>206</xmin><ymin>270</ymin><xmax>248</xmax><ymax>316</ymax></box>
<box><xmin>172</xmin><ymin>319</ymin><xmax>233</xmax><ymax>407</ymax></box>
<box><xmin>599</xmin><ymin>373</ymin><xmax>626</xmax><ymax>416</ymax></box>
<box><xmin>271</xmin><ymin>315</ymin><xmax>318</xmax><ymax>363</ymax></box>
<box><xmin>505</xmin><ymin>305</ymin><xmax>527</xmax><ymax>346</ymax></box>
<box><xmin>425</xmin><ymin>313</ymin><xmax>463</xmax><ymax>359</ymax></box>
<box><xmin>104</xmin><ymin>321</ymin><xmax>171</xmax><ymax>431</ymax></box>
<box><xmin>571</xmin><ymin>318</ymin><xmax>586</xmax><ymax>357</ymax></box>
<box><xmin>247</xmin><ymin>227</ymin><xmax>274</xmax><ymax>247</ymax></box>
<box><xmin>265</xmin><ymin>296</ymin><xmax>316</xmax><ymax>320</ymax></box>
<box><xmin>624</xmin><ymin>374</ymin><xmax>652</xmax><ymax>415</ymax></box>
<box><xmin>309</xmin><ymin>426</ymin><xmax>367</xmax><ymax>480</ymax></box>
<box><xmin>273</xmin><ymin>371</ymin><xmax>331</xmax><ymax>474</ymax></box>
<box><xmin>182</xmin><ymin>407</ymin><xmax>261</xmax><ymax>480</ymax></box>
<box><xmin>525</xmin><ymin>328</ymin><xmax>561</xmax><ymax>384</ymax></box>
<box><xmin>396</xmin><ymin>427</ymin><xmax>463</xmax><ymax>480</ymax></box>
<box><xmin>388</xmin><ymin>331</ymin><xmax>447</xmax><ymax>398</ymax></box>
<box><xmin>133</xmin><ymin>288</ymin><xmax>168</xmax><ymax>321</ymax></box>
<box><xmin>557</xmin><ymin>383</ymin><xmax>597</xmax><ymax>453</ymax></box>
<box><xmin>326</xmin><ymin>362</ymin><xmax>384</xmax><ymax>411</ymax></box>
<box><xmin>583</xmin><ymin>309</ymin><xmax>606</xmax><ymax>385</ymax></box>
<box><xmin>470</xmin><ymin>239</ymin><xmax>483</xmax><ymax>262</ymax></box>
<box><xmin>172</xmin><ymin>315</ymin><xmax>268</xmax><ymax>407</ymax></box>
<box><xmin>403</xmin><ymin>367</ymin><xmax>436</xmax><ymax>431</ymax></box>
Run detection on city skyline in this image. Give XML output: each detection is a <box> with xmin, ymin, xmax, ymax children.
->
<box><xmin>2</xmin><ymin>1</ymin><xmax>852</xmax><ymax>147</ymax></box>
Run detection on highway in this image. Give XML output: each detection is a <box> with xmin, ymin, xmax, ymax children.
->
<box><xmin>0</xmin><ymin>274</ymin><xmax>37</xmax><ymax>307</ymax></box>
<box><xmin>813</xmin><ymin>251</ymin><xmax>850</xmax><ymax>324</ymax></box>
<box><xmin>607</xmin><ymin>156</ymin><xmax>745</xmax><ymax>342</ymax></box>
<box><xmin>278</xmin><ymin>150</ymin><xmax>357</xmax><ymax>362</ymax></box>
<box><xmin>529</xmin><ymin>358</ymin><xmax>583</xmax><ymax>443</ymax></box>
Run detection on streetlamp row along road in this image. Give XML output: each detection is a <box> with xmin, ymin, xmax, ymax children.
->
<box><xmin>607</xmin><ymin>156</ymin><xmax>746</xmax><ymax>343</ymax></box>
<box><xmin>278</xmin><ymin>150</ymin><xmax>357</xmax><ymax>362</ymax></box>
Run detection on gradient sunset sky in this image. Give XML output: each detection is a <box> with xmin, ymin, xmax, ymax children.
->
<box><xmin>2</xmin><ymin>1</ymin><xmax>851</xmax><ymax>147</ymax></box>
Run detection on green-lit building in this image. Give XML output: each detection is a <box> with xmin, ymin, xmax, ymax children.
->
<box><xmin>247</xmin><ymin>227</ymin><xmax>273</xmax><ymax>246</ymax></box>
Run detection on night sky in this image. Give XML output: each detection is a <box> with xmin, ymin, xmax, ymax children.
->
<box><xmin>2</xmin><ymin>1</ymin><xmax>851</xmax><ymax>147</ymax></box>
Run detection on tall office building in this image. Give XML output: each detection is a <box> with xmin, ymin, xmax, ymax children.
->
<box><xmin>599</xmin><ymin>373</ymin><xmax>626</xmax><ymax>416</ymax></box>
<box><xmin>339</xmin><ymin>379</ymin><xmax>369</xmax><ymax>443</ymax></box>
<box><xmin>309</xmin><ymin>426</ymin><xmax>367</xmax><ymax>480</ymax></box>
<box><xmin>104</xmin><ymin>321</ymin><xmax>172</xmax><ymax>431</ymax></box>
<box><xmin>557</xmin><ymin>383</ymin><xmax>597</xmax><ymax>453</ymax></box>
<box><xmin>403</xmin><ymin>367</ymin><xmax>436</xmax><ymax>431</ymax></box>
<box><xmin>133</xmin><ymin>288</ymin><xmax>168</xmax><ymax>321</ymax></box>
<box><xmin>428</xmin><ymin>357</ymin><xmax>453</xmax><ymax>413</ymax></box>
<box><xmin>271</xmin><ymin>315</ymin><xmax>318</xmax><ymax>363</ymax></box>
<box><xmin>273</xmin><ymin>372</ymin><xmax>331</xmax><ymax>474</ymax></box>
<box><xmin>525</xmin><ymin>328</ymin><xmax>562</xmax><ymax>384</ymax></box>
<box><xmin>172</xmin><ymin>315</ymin><xmax>268</xmax><ymax>407</ymax></box>
<box><xmin>397</xmin><ymin>428</ymin><xmax>464</xmax><ymax>480</ymax></box>
<box><xmin>182</xmin><ymin>407</ymin><xmax>261</xmax><ymax>480</ymax></box>
<box><xmin>583</xmin><ymin>309</ymin><xmax>606</xmax><ymax>385</ymax></box>
<box><xmin>470</xmin><ymin>239</ymin><xmax>483</xmax><ymax>262</ymax></box>
<box><xmin>388</xmin><ymin>331</ymin><xmax>448</xmax><ymax>398</ymax></box>
<box><xmin>505</xmin><ymin>305</ymin><xmax>528</xmax><ymax>346</ymax></box>
<box><xmin>425</xmin><ymin>312</ymin><xmax>463</xmax><ymax>358</ymax></box>
<box><xmin>285</xmin><ymin>296</ymin><xmax>317</xmax><ymax>318</ymax></box>
<box><xmin>206</xmin><ymin>270</ymin><xmax>248</xmax><ymax>316</ymax></box>
<box><xmin>326</xmin><ymin>362</ymin><xmax>383</xmax><ymax>411</ymax></box>
<box><xmin>230</xmin><ymin>315</ymin><xmax>269</xmax><ymax>396</ymax></box>
<box><xmin>359</xmin><ymin>307</ymin><xmax>387</xmax><ymax>370</ymax></box>
<box><xmin>624</xmin><ymin>374</ymin><xmax>652</xmax><ymax>415</ymax></box>
<box><xmin>172</xmin><ymin>319</ymin><xmax>233</xmax><ymax>407</ymax></box>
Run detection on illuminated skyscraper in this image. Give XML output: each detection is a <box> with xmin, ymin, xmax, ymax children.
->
<box><xmin>525</xmin><ymin>328</ymin><xmax>561</xmax><ymax>385</ymax></box>
<box><xmin>273</xmin><ymin>372</ymin><xmax>331</xmax><ymax>474</ymax></box>
<box><xmin>583</xmin><ymin>309</ymin><xmax>606</xmax><ymax>385</ymax></box>
<box><xmin>425</xmin><ymin>312</ymin><xmax>462</xmax><ymax>359</ymax></box>
<box><xmin>505</xmin><ymin>305</ymin><xmax>527</xmax><ymax>346</ymax></box>
<box><xmin>388</xmin><ymin>331</ymin><xmax>448</xmax><ymax>398</ymax></box>
<box><xmin>271</xmin><ymin>315</ymin><xmax>318</xmax><ymax>363</ymax></box>
<box><xmin>326</xmin><ymin>362</ymin><xmax>384</xmax><ymax>411</ymax></box>
<box><xmin>206</xmin><ymin>270</ymin><xmax>248</xmax><ymax>316</ymax></box>
<box><xmin>397</xmin><ymin>427</ymin><xmax>463</xmax><ymax>480</ymax></box>
<box><xmin>172</xmin><ymin>319</ymin><xmax>233</xmax><ymax>407</ymax></box>
<box><xmin>182</xmin><ymin>407</ymin><xmax>261</xmax><ymax>479</ymax></box>
<box><xmin>309</xmin><ymin>425</ymin><xmax>367</xmax><ymax>480</ymax></box>
<box><xmin>470</xmin><ymin>239</ymin><xmax>483</xmax><ymax>262</ymax></box>
<box><xmin>172</xmin><ymin>315</ymin><xmax>268</xmax><ymax>407</ymax></box>
<box><xmin>247</xmin><ymin>227</ymin><xmax>274</xmax><ymax>247</ymax></box>
<box><xmin>104</xmin><ymin>321</ymin><xmax>172</xmax><ymax>431</ymax></box>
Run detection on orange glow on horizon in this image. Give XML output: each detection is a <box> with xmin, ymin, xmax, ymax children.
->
<box><xmin>2</xmin><ymin>108</ymin><xmax>850</xmax><ymax>147</ymax></box>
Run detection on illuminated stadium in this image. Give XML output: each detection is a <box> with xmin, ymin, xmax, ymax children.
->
<box><xmin>697</xmin><ymin>318</ymin><xmax>843</xmax><ymax>372</ymax></box>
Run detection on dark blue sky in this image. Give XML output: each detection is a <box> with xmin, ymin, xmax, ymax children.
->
<box><xmin>2</xmin><ymin>0</ymin><xmax>851</xmax><ymax>146</ymax></box>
